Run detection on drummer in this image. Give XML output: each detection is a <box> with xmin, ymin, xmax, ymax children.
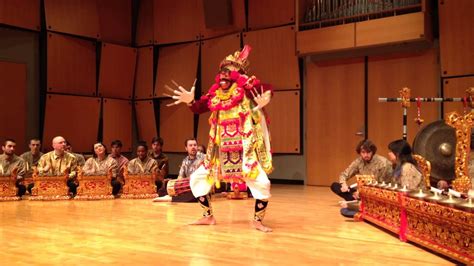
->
<box><xmin>153</xmin><ymin>138</ymin><xmax>204</xmax><ymax>202</ymax></box>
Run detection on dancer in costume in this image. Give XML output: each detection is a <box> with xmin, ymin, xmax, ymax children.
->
<box><xmin>166</xmin><ymin>45</ymin><xmax>273</xmax><ymax>232</ymax></box>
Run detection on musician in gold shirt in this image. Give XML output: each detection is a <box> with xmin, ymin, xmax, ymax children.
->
<box><xmin>37</xmin><ymin>136</ymin><xmax>78</xmax><ymax>197</ymax></box>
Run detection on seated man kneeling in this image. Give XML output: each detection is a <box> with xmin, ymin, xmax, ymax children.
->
<box><xmin>331</xmin><ymin>139</ymin><xmax>393</xmax><ymax>201</ymax></box>
<box><xmin>153</xmin><ymin>138</ymin><xmax>204</xmax><ymax>202</ymax></box>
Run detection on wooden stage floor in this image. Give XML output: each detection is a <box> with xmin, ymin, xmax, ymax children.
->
<box><xmin>0</xmin><ymin>185</ymin><xmax>454</xmax><ymax>265</ymax></box>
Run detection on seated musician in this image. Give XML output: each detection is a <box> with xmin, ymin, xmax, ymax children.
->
<box><xmin>387</xmin><ymin>139</ymin><xmax>424</xmax><ymax>190</ymax></box>
<box><xmin>331</xmin><ymin>139</ymin><xmax>393</xmax><ymax>201</ymax></box>
<box><xmin>37</xmin><ymin>136</ymin><xmax>79</xmax><ymax>197</ymax></box>
<box><xmin>127</xmin><ymin>141</ymin><xmax>158</xmax><ymax>176</ymax></box>
<box><xmin>0</xmin><ymin>139</ymin><xmax>27</xmax><ymax>197</ymax></box>
<box><xmin>65</xmin><ymin>140</ymin><xmax>86</xmax><ymax>167</ymax></box>
<box><xmin>148</xmin><ymin>136</ymin><xmax>168</xmax><ymax>192</ymax></box>
<box><xmin>153</xmin><ymin>138</ymin><xmax>203</xmax><ymax>202</ymax></box>
<box><xmin>82</xmin><ymin>142</ymin><xmax>119</xmax><ymax>197</ymax></box>
<box><xmin>20</xmin><ymin>138</ymin><xmax>43</xmax><ymax>194</ymax></box>
<box><xmin>108</xmin><ymin>140</ymin><xmax>129</xmax><ymax>195</ymax></box>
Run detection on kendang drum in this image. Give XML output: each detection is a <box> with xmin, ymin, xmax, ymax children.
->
<box><xmin>166</xmin><ymin>178</ymin><xmax>191</xmax><ymax>196</ymax></box>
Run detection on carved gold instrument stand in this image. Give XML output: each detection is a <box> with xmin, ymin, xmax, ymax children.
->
<box><xmin>357</xmin><ymin>175</ymin><xmax>474</xmax><ymax>265</ymax></box>
<box><xmin>413</xmin><ymin>154</ymin><xmax>431</xmax><ymax>189</ymax></box>
<box><xmin>0</xmin><ymin>173</ymin><xmax>20</xmax><ymax>201</ymax></box>
<box><xmin>29</xmin><ymin>168</ymin><xmax>70</xmax><ymax>201</ymax></box>
<box><xmin>445</xmin><ymin>111</ymin><xmax>474</xmax><ymax>193</ymax></box>
<box><xmin>121</xmin><ymin>171</ymin><xmax>157</xmax><ymax>199</ymax></box>
<box><xmin>75</xmin><ymin>168</ymin><xmax>114</xmax><ymax>200</ymax></box>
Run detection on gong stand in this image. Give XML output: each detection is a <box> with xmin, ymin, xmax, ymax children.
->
<box><xmin>379</xmin><ymin>87</ymin><xmax>474</xmax><ymax>193</ymax></box>
<box><xmin>378</xmin><ymin>87</ymin><xmax>474</xmax><ymax>140</ymax></box>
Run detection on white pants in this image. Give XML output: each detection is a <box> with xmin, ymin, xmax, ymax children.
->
<box><xmin>190</xmin><ymin>164</ymin><xmax>271</xmax><ymax>200</ymax></box>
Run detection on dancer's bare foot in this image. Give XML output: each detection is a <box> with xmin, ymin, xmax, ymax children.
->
<box><xmin>253</xmin><ymin>221</ymin><xmax>272</xmax><ymax>232</ymax></box>
<box><xmin>189</xmin><ymin>216</ymin><xmax>216</xmax><ymax>225</ymax></box>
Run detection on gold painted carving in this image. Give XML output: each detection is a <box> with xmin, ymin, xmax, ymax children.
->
<box><xmin>121</xmin><ymin>172</ymin><xmax>157</xmax><ymax>199</ymax></box>
<box><xmin>356</xmin><ymin>174</ymin><xmax>375</xmax><ymax>186</ymax></box>
<box><xmin>445</xmin><ymin>111</ymin><xmax>474</xmax><ymax>193</ymax></box>
<box><xmin>29</xmin><ymin>168</ymin><xmax>70</xmax><ymax>201</ymax></box>
<box><xmin>75</xmin><ymin>168</ymin><xmax>114</xmax><ymax>200</ymax></box>
<box><xmin>400</xmin><ymin>87</ymin><xmax>410</xmax><ymax>108</ymax></box>
<box><xmin>413</xmin><ymin>154</ymin><xmax>431</xmax><ymax>188</ymax></box>
<box><xmin>360</xmin><ymin>185</ymin><xmax>474</xmax><ymax>264</ymax></box>
<box><xmin>0</xmin><ymin>174</ymin><xmax>20</xmax><ymax>201</ymax></box>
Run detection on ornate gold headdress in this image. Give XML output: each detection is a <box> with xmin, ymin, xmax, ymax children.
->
<box><xmin>219</xmin><ymin>45</ymin><xmax>251</xmax><ymax>73</ymax></box>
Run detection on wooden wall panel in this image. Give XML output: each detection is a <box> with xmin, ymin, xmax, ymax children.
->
<box><xmin>439</xmin><ymin>0</ymin><xmax>474</xmax><ymax>77</ymax></box>
<box><xmin>355</xmin><ymin>13</ymin><xmax>425</xmax><ymax>47</ymax></box>
<box><xmin>135</xmin><ymin>0</ymin><xmax>153</xmax><ymax>46</ymax></box>
<box><xmin>97</xmin><ymin>0</ymin><xmax>132</xmax><ymax>45</ymax></box>
<box><xmin>134</xmin><ymin>46</ymin><xmax>154</xmax><ymax>99</ymax></box>
<box><xmin>153</xmin><ymin>0</ymin><xmax>201</xmax><ymax>44</ymax></box>
<box><xmin>0</xmin><ymin>0</ymin><xmax>40</xmax><ymax>31</ymax></box>
<box><xmin>0</xmin><ymin>61</ymin><xmax>27</xmax><ymax>153</ymax></box>
<box><xmin>201</xmin><ymin>33</ymin><xmax>241</xmax><ymax>94</ymax></box>
<box><xmin>306</xmin><ymin>58</ymin><xmax>365</xmax><ymax>186</ymax></box>
<box><xmin>103</xmin><ymin>98</ymin><xmax>132</xmax><ymax>152</ymax></box>
<box><xmin>368</xmin><ymin>49</ymin><xmax>439</xmax><ymax>157</ymax></box>
<box><xmin>155</xmin><ymin>42</ymin><xmax>199</xmax><ymax>97</ymax></box>
<box><xmin>296</xmin><ymin>24</ymin><xmax>355</xmax><ymax>55</ymax></box>
<box><xmin>443</xmin><ymin>76</ymin><xmax>474</xmax><ymax>115</ymax></box>
<box><xmin>199</xmin><ymin>0</ymin><xmax>245</xmax><ymax>40</ymax></box>
<box><xmin>44</xmin><ymin>0</ymin><xmax>100</xmax><ymax>39</ymax></box>
<box><xmin>43</xmin><ymin>94</ymin><xmax>101</xmax><ymax>153</ymax></box>
<box><xmin>248</xmin><ymin>0</ymin><xmax>295</xmax><ymax>30</ymax></box>
<box><xmin>243</xmin><ymin>26</ymin><xmax>300</xmax><ymax>90</ymax></box>
<box><xmin>98</xmin><ymin>43</ymin><xmax>137</xmax><ymax>99</ymax></box>
<box><xmin>197</xmin><ymin>112</ymin><xmax>211</xmax><ymax>149</ymax></box>
<box><xmin>135</xmin><ymin>100</ymin><xmax>157</xmax><ymax>144</ymax></box>
<box><xmin>47</xmin><ymin>32</ymin><xmax>96</xmax><ymax>96</ymax></box>
<box><xmin>159</xmin><ymin>99</ymin><xmax>194</xmax><ymax>152</ymax></box>
<box><xmin>0</xmin><ymin>28</ymin><xmax>40</xmax><ymax>147</ymax></box>
<box><xmin>265</xmin><ymin>90</ymin><xmax>300</xmax><ymax>153</ymax></box>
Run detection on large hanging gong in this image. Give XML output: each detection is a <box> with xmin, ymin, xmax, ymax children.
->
<box><xmin>413</xmin><ymin>120</ymin><xmax>456</xmax><ymax>184</ymax></box>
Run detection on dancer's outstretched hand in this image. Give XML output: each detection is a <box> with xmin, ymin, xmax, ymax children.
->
<box><xmin>163</xmin><ymin>79</ymin><xmax>196</xmax><ymax>106</ymax></box>
<box><xmin>251</xmin><ymin>86</ymin><xmax>271</xmax><ymax>111</ymax></box>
